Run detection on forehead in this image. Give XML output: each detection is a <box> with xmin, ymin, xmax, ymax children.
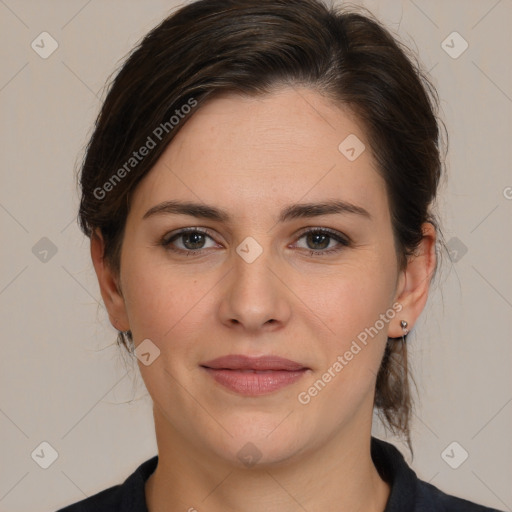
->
<box><xmin>128</xmin><ymin>87</ymin><xmax>388</xmax><ymax>222</ymax></box>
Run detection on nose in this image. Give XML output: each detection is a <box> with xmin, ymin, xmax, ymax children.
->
<box><xmin>217</xmin><ymin>243</ymin><xmax>292</xmax><ymax>333</ymax></box>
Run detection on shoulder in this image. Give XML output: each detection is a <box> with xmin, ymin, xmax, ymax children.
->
<box><xmin>415</xmin><ymin>478</ymin><xmax>505</xmax><ymax>512</ymax></box>
<box><xmin>55</xmin><ymin>485</ymin><xmax>123</xmax><ymax>512</ymax></box>
<box><xmin>54</xmin><ymin>455</ymin><xmax>158</xmax><ymax>512</ymax></box>
<box><xmin>371</xmin><ymin>437</ymin><xmax>505</xmax><ymax>512</ymax></box>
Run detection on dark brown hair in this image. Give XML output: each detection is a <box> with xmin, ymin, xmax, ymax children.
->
<box><xmin>77</xmin><ymin>0</ymin><xmax>446</xmax><ymax>450</ymax></box>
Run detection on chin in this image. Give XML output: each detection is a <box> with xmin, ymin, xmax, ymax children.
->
<box><xmin>219</xmin><ymin>438</ymin><xmax>305</xmax><ymax>470</ymax></box>
<box><xmin>203</xmin><ymin>414</ymin><xmax>313</xmax><ymax>469</ymax></box>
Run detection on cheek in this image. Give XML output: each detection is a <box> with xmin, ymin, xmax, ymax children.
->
<box><xmin>296</xmin><ymin>261</ymin><xmax>396</xmax><ymax>416</ymax></box>
<box><xmin>302</xmin><ymin>254</ymin><xmax>398</xmax><ymax>407</ymax></box>
<box><xmin>307</xmin><ymin>257</ymin><xmax>396</xmax><ymax>341</ymax></box>
<box><xmin>120</xmin><ymin>246</ymin><xmax>211</xmax><ymax>344</ymax></box>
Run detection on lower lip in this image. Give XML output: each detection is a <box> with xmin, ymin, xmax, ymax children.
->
<box><xmin>202</xmin><ymin>368</ymin><xmax>307</xmax><ymax>396</ymax></box>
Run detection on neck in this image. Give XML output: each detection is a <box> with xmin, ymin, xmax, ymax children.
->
<box><xmin>145</xmin><ymin>408</ymin><xmax>390</xmax><ymax>512</ymax></box>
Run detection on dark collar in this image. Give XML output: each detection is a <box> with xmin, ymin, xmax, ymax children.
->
<box><xmin>371</xmin><ymin>436</ymin><xmax>418</xmax><ymax>511</ymax></box>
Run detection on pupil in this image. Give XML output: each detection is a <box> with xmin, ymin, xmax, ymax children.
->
<box><xmin>308</xmin><ymin>233</ymin><xmax>329</xmax><ymax>250</ymax></box>
<box><xmin>184</xmin><ymin>232</ymin><xmax>205</xmax><ymax>249</ymax></box>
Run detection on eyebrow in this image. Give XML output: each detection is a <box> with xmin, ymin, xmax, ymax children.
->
<box><xmin>142</xmin><ymin>199</ymin><xmax>371</xmax><ymax>223</ymax></box>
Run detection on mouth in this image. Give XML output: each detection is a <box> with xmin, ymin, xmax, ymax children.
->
<box><xmin>200</xmin><ymin>354</ymin><xmax>309</xmax><ymax>396</ymax></box>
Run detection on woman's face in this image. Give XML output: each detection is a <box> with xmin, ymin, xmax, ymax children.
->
<box><xmin>111</xmin><ymin>87</ymin><xmax>408</xmax><ymax>466</ymax></box>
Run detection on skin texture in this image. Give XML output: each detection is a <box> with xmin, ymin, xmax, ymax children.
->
<box><xmin>91</xmin><ymin>86</ymin><xmax>436</xmax><ymax>512</ymax></box>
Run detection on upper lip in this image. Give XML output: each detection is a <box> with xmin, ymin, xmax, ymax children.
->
<box><xmin>201</xmin><ymin>354</ymin><xmax>307</xmax><ymax>371</ymax></box>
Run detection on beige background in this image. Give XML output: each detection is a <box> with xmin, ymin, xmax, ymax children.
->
<box><xmin>0</xmin><ymin>1</ymin><xmax>511</xmax><ymax>511</ymax></box>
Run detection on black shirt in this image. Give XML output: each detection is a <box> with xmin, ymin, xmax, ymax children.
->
<box><xmin>56</xmin><ymin>437</ymin><xmax>504</xmax><ymax>511</ymax></box>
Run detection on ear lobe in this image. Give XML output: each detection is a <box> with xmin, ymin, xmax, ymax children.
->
<box><xmin>388</xmin><ymin>222</ymin><xmax>437</xmax><ymax>338</ymax></box>
<box><xmin>90</xmin><ymin>229</ymin><xmax>130</xmax><ymax>332</ymax></box>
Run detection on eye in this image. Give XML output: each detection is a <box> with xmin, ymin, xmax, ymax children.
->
<box><xmin>293</xmin><ymin>228</ymin><xmax>350</xmax><ymax>255</ymax></box>
<box><xmin>160</xmin><ymin>228</ymin><xmax>219</xmax><ymax>255</ymax></box>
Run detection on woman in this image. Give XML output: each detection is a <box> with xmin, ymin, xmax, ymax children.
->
<box><xmin>57</xmin><ymin>0</ymin><xmax>504</xmax><ymax>510</ymax></box>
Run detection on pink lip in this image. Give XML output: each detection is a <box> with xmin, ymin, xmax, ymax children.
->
<box><xmin>201</xmin><ymin>355</ymin><xmax>309</xmax><ymax>396</ymax></box>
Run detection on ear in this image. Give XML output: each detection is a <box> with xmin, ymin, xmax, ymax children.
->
<box><xmin>90</xmin><ymin>228</ymin><xmax>130</xmax><ymax>332</ymax></box>
<box><xmin>388</xmin><ymin>222</ymin><xmax>437</xmax><ymax>338</ymax></box>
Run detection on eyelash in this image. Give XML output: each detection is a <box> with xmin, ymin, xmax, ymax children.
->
<box><xmin>159</xmin><ymin>227</ymin><xmax>351</xmax><ymax>257</ymax></box>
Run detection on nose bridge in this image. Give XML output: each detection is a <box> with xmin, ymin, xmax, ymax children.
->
<box><xmin>219</xmin><ymin>233</ymin><xmax>290</xmax><ymax>329</ymax></box>
<box><xmin>232</xmin><ymin>234</ymin><xmax>276</xmax><ymax>297</ymax></box>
